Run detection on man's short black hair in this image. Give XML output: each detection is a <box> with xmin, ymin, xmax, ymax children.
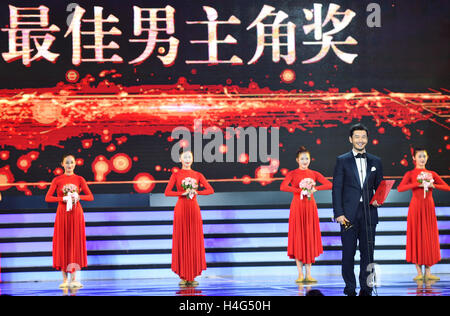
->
<box><xmin>349</xmin><ymin>123</ymin><xmax>369</xmax><ymax>137</ymax></box>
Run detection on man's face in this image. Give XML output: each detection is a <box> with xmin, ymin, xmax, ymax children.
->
<box><xmin>349</xmin><ymin>130</ymin><xmax>368</xmax><ymax>152</ymax></box>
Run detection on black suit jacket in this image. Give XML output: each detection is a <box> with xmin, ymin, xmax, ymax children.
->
<box><xmin>332</xmin><ymin>151</ymin><xmax>383</xmax><ymax>224</ymax></box>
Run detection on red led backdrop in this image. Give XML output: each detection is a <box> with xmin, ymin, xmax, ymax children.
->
<box><xmin>0</xmin><ymin>0</ymin><xmax>448</xmax><ymax>195</ymax></box>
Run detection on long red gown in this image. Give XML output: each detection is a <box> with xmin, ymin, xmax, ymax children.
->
<box><xmin>397</xmin><ymin>168</ymin><xmax>450</xmax><ymax>267</ymax></box>
<box><xmin>280</xmin><ymin>168</ymin><xmax>332</xmax><ymax>264</ymax></box>
<box><xmin>164</xmin><ymin>169</ymin><xmax>214</xmax><ymax>281</ymax></box>
<box><xmin>45</xmin><ymin>174</ymin><xmax>93</xmax><ymax>273</ymax></box>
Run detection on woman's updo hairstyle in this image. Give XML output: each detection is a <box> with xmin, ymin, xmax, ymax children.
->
<box><xmin>296</xmin><ymin>146</ymin><xmax>310</xmax><ymax>158</ymax></box>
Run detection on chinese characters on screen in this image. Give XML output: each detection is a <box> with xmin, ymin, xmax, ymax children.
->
<box><xmin>1</xmin><ymin>4</ymin><xmax>358</xmax><ymax>67</ymax></box>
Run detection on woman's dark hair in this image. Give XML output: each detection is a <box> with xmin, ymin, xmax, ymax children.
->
<box><xmin>413</xmin><ymin>147</ymin><xmax>427</xmax><ymax>157</ymax></box>
<box><xmin>296</xmin><ymin>146</ymin><xmax>310</xmax><ymax>158</ymax></box>
<box><xmin>349</xmin><ymin>123</ymin><xmax>369</xmax><ymax>137</ymax></box>
<box><xmin>179</xmin><ymin>149</ymin><xmax>193</xmax><ymax>156</ymax></box>
<box><xmin>179</xmin><ymin>149</ymin><xmax>194</xmax><ymax>162</ymax></box>
<box><xmin>61</xmin><ymin>154</ymin><xmax>75</xmax><ymax>162</ymax></box>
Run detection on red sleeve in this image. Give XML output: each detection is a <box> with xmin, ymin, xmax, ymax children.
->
<box><xmin>164</xmin><ymin>173</ymin><xmax>183</xmax><ymax>197</ymax></box>
<box><xmin>197</xmin><ymin>173</ymin><xmax>214</xmax><ymax>195</ymax></box>
<box><xmin>432</xmin><ymin>171</ymin><xmax>450</xmax><ymax>191</ymax></box>
<box><xmin>314</xmin><ymin>171</ymin><xmax>332</xmax><ymax>191</ymax></box>
<box><xmin>397</xmin><ymin>171</ymin><xmax>419</xmax><ymax>192</ymax></box>
<box><xmin>79</xmin><ymin>176</ymin><xmax>94</xmax><ymax>201</ymax></box>
<box><xmin>280</xmin><ymin>171</ymin><xmax>301</xmax><ymax>193</ymax></box>
<box><xmin>45</xmin><ymin>178</ymin><xmax>64</xmax><ymax>203</ymax></box>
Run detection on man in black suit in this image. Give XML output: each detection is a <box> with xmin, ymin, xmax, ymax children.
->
<box><xmin>332</xmin><ymin>123</ymin><xmax>383</xmax><ymax>296</ymax></box>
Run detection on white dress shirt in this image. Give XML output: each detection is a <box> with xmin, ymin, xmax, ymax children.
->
<box><xmin>353</xmin><ymin>150</ymin><xmax>367</xmax><ymax>201</ymax></box>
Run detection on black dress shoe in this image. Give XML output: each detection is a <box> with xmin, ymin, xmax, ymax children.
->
<box><xmin>359</xmin><ymin>290</ymin><xmax>372</xmax><ymax>296</ymax></box>
<box><xmin>345</xmin><ymin>290</ymin><xmax>357</xmax><ymax>296</ymax></box>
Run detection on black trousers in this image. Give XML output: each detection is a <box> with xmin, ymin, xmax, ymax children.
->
<box><xmin>340</xmin><ymin>203</ymin><xmax>377</xmax><ymax>296</ymax></box>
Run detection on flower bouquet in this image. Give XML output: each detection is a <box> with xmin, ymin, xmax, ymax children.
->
<box><xmin>181</xmin><ymin>177</ymin><xmax>198</xmax><ymax>200</ymax></box>
<box><xmin>299</xmin><ymin>178</ymin><xmax>316</xmax><ymax>200</ymax></box>
<box><xmin>417</xmin><ymin>171</ymin><xmax>434</xmax><ymax>198</ymax></box>
<box><xmin>62</xmin><ymin>183</ymin><xmax>79</xmax><ymax>211</ymax></box>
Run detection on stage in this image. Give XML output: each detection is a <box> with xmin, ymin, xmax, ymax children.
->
<box><xmin>0</xmin><ymin>0</ymin><xmax>449</xmax><ymax>301</ymax></box>
<box><xmin>1</xmin><ymin>194</ymin><xmax>449</xmax><ymax>297</ymax></box>
<box><xmin>0</xmin><ymin>274</ymin><xmax>449</xmax><ymax>296</ymax></box>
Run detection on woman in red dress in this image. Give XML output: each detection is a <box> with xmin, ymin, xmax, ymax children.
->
<box><xmin>165</xmin><ymin>151</ymin><xmax>214</xmax><ymax>286</ymax></box>
<box><xmin>280</xmin><ymin>146</ymin><xmax>332</xmax><ymax>283</ymax></box>
<box><xmin>45</xmin><ymin>155</ymin><xmax>93</xmax><ymax>289</ymax></box>
<box><xmin>397</xmin><ymin>148</ymin><xmax>450</xmax><ymax>281</ymax></box>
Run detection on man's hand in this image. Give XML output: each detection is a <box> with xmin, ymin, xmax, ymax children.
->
<box><xmin>336</xmin><ymin>215</ymin><xmax>349</xmax><ymax>225</ymax></box>
<box><xmin>372</xmin><ymin>200</ymin><xmax>380</xmax><ymax>207</ymax></box>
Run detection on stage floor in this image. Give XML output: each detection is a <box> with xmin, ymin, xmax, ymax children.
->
<box><xmin>0</xmin><ymin>274</ymin><xmax>449</xmax><ymax>296</ymax></box>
